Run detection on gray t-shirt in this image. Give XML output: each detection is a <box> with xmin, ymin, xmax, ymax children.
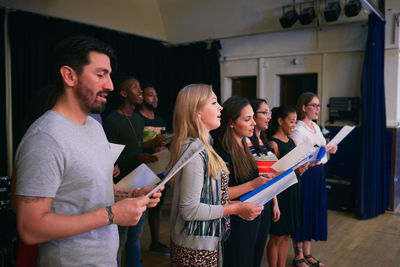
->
<box><xmin>15</xmin><ymin>110</ymin><xmax>118</xmax><ymax>267</ymax></box>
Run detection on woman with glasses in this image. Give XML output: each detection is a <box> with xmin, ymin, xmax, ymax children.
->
<box><xmin>290</xmin><ymin>92</ymin><xmax>337</xmax><ymax>267</ymax></box>
<box><xmin>248</xmin><ymin>99</ymin><xmax>280</xmax><ymax>266</ymax></box>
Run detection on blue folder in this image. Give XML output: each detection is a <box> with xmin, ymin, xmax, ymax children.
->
<box><xmin>240</xmin><ymin>168</ymin><xmax>294</xmax><ymax>202</ymax></box>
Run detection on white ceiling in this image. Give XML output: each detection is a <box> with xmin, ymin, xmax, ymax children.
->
<box><xmin>0</xmin><ymin>0</ymin><xmax>377</xmax><ymax>44</ymax></box>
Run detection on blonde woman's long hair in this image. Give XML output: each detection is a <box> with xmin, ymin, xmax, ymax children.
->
<box><xmin>168</xmin><ymin>84</ymin><xmax>228</xmax><ymax>180</ymax></box>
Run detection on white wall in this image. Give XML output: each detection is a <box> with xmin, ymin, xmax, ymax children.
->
<box><xmin>384</xmin><ymin>0</ymin><xmax>400</xmax><ymax>127</ymax></box>
<box><xmin>384</xmin><ymin>49</ymin><xmax>400</xmax><ymax>126</ymax></box>
<box><xmin>220</xmin><ymin>23</ymin><xmax>367</xmax><ymax>127</ymax></box>
<box><xmin>0</xmin><ymin>0</ymin><xmax>167</xmax><ymax>41</ymax></box>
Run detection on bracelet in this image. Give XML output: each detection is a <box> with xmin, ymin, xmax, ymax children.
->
<box><xmin>106</xmin><ymin>206</ymin><xmax>114</xmax><ymax>225</ymax></box>
<box><xmin>131</xmin><ymin>188</ymin><xmax>140</xmax><ymax>198</ymax></box>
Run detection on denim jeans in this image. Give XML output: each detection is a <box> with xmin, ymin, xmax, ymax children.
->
<box><xmin>117</xmin><ymin>212</ymin><xmax>146</xmax><ymax>267</ymax></box>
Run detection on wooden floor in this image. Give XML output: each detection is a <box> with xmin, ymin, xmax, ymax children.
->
<box><xmin>138</xmin><ymin>188</ymin><xmax>400</xmax><ymax>267</ymax></box>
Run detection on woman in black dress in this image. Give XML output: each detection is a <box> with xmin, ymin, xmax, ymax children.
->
<box><xmin>266</xmin><ymin>106</ymin><xmax>307</xmax><ymax>267</ymax></box>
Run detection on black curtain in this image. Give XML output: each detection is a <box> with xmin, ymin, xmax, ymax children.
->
<box><xmin>8</xmin><ymin>10</ymin><xmax>221</xmax><ymax>151</ymax></box>
<box><xmin>358</xmin><ymin>13</ymin><xmax>389</xmax><ymax>219</ymax></box>
<box><xmin>0</xmin><ymin>8</ymin><xmax>6</xmax><ymax>176</ymax></box>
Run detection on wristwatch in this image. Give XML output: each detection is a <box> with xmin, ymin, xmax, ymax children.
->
<box><xmin>106</xmin><ymin>206</ymin><xmax>114</xmax><ymax>225</ymax></box>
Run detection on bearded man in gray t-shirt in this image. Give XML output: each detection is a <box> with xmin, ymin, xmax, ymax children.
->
<box><xmin>14</xmin><ymin>36</ymin><xmax>162</xmax><ymax>267</ymax></box>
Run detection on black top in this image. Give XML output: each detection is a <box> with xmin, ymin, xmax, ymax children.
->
<box><xmin>136</xmin><ymin>110</ymin><xmax>166</xmax><ymax>128</ymax></box>
<box><xmin>103</xmin><ymin>110</ymin><xmax>144</xmax><ymax>182</ymax></box>
<box><xmin>214</xmin><ymin>143</ymin><xmax>259</xmax><ymax>200</ymax></box>
<box><xmin>268</xmin><ymin>136</ymin><xmax>301</xmax><ymax>236</ymax></box>
<box><xmin>136</xmin><ymin>111</ymin><xmax>167</xmax><ymax>153</ymax></box>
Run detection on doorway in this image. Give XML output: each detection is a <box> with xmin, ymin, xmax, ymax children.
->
<box><xmin>231</xmin><ymin>76</ymin><xmax>257</xmax><ymax>100</ymax></box>
<box><xmin>280</xmin><ymin>73</ymin><xmax>318</xmax><ymax>108</ymax></box>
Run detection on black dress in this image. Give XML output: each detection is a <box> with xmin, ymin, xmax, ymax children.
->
<box><xmin>269</xmin><ymin>137</ymin><xmax>301</xmax><ymax>236</ymax></box>
<box><xmin>214</xmin><ymin>144</ymin><xmax>263</xmax><ymax>267</ymax></box>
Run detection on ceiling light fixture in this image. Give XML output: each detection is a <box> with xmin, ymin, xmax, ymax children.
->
<box><xmin>299</xmin><ymin>1</ymin><xmax>316</xmax><ymax>25</ymax></box>
<box><xmin>324</xmin><ymin>1</ymin><xmax>341</xmax><ymax>22</ymax></box>
<box><xmin>280</xmin><ymin>3</ymin><xmax>298</xmax><ymax>28</ymax></box>
<box><xmin>344</xmin><ymin>0</ymin><xmax>362</xmax><ymax>17</ymax></box>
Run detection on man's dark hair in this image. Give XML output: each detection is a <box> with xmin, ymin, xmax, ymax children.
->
<box><xmin>141</xmin><ymin>83</ymin><xmax>155</xmax><ymax>90</ymax></box>
<box><xmin>51</xmin><ymin>35</ymin><xmax>117</xmax><ymax>92</ymax></box>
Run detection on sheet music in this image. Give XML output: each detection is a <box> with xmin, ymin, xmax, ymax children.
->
<box><xmin>240</xmin><ymin>169</ymin><xmax>298</xmax><ymax>206</ymax></box>
<box><xmin>117</xmin><ymin>163</ymin><xmax>161</xmax><ymax>189</ymax></box>
<box><xmin>271</xmin><ymin>143</ymin><xmax>315</xmax><ymax>172</ymax></box>
<box><xmin>146</xmin><ymin>138</ymin><xmax>204</xmax><ymax>197</ymax></box>
<box><xmin>110</xmin><ymin>143</ymin><xmax>125</xmax><ymax>164</ymax></box>
<box><xmin>146</xmin><ymin>149</ymin><xmax>171</xmax><ymax>176</ymax></box>
<box><xmin>327</xmin><ymin>125</ymin><xmax>355</xmax><ymax>146</ymax></box>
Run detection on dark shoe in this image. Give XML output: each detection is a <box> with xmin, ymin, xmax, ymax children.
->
<box><xmin>304</xmin><ymin>254</ymin><xmax>321</xmax><ymax>267</ymax></box>
<box><xmin>149</xmin><ymin>242</ymin><xmax>170</xmax><ymax>256</ymax></box>
<box><xmin>293</xmin><ymin>258</ymin><xmax>311</xmax><ymax>267</ymax></box>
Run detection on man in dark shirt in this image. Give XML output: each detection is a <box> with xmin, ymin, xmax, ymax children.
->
<box><xmin>137</xmin><ymin>84</ymin><xmax>167</xmax><ymax>153</ymax></box>
<box><xmin>103</xmin><ymin>77</ymin><xmax>157</xmax><ymax>266</ymax></box>
<box><xmin>136</xmin><ymin>84</ymin><xmax>170</xmax><ymax>255</ymax></box>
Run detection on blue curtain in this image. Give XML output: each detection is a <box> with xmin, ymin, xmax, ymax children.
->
<box><xmin>0</xmin><ymin>8</ymin><xmax>6</xmax><ymax>176</ymax></box>
<box><xmin>358</xmin><ymin>13</ymin><xmax>389</xmax><ymax>219</ymax></box>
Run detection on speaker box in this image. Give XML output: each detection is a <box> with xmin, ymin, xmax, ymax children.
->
<box><xmin>326</xmin><ymin>178</ymin><xmax>354</xmax><ymax>211</ymax></box>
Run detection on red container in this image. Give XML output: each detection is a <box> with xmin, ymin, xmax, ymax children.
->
<box><xmin>256</xmin><ymin>160</ymin><xmax>277</xmax><ymax>174</ymax></box>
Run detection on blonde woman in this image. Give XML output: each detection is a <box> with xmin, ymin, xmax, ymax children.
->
<box><xmin>169</xmin><ymin>84</ymin><xmax>263</xmax><ymax>267</ymax></box>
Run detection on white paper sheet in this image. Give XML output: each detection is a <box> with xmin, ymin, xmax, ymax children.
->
<box><xmin>146</xmin><ymin>149</ymin><xmax>171</xmax><ymax>176</ymax></box>
<box><xmin>271</xmin><ymin>143</ymin><xmax>315</xmax><ymax>172</ymax></box>
<box><xmin>117</xmin><ymin>163</ymin><xmax>161</xmax><ymax>189</ymax></box>
<box><xmin>110</xmin><ymin>143</ymin><xmax>125</xmax><ymax>164</ymax></box>
<box><xmin>327</xmin><ymin>125</ymin><xmax>355</xmax><ymax>146</ymax></box>
<box><xmin>146</xmin><ymin>138</ymin><xmax>204</xmax><ymax>197</ymax></box>
<box><xmin>240</xmin><ymin>169</ymin><xmax>298</xmax><ymax>206</ymax></box>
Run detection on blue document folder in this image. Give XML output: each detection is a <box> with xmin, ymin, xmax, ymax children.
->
<box><xmin>240</xmin><ymin>168</ymin><xmax>297</xmax><ymax>206</ymax></box>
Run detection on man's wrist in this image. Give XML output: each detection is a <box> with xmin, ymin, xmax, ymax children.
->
<box><xmin>105</xmin><ymin>206</ymin><xmax>114</xmax><ymax>225</ymax></box>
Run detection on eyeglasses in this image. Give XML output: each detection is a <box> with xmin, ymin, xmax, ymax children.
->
<box><xmin>307</xmin><ymin>104</ymin><xmax>322</xmax><ymax>108</ymax></box>
<box><xmin>255</xmin><ymin>111</ymin><xmax>272</xmax><ymax>116</ymax></box>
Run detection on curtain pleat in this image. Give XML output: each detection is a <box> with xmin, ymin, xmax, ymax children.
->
<box><xmin>0</xmin><ymin>8</ymin><xmax>6</xmax><ymax>176</ymax></box>
<box><xmin>358</xmin><ymin>13</ymin><xmax>389</xmax><ymax>219</ymax></box>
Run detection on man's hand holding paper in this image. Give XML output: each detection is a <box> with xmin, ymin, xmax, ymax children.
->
<box><xmin>135</xmin><ymin>185</ymin><xmax>165</xmax><ymax>208</ymax></box>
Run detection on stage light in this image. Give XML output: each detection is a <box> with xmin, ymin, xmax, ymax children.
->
<box><xmin>280</xmin><ymin>5</ymin><xmax>298</xmax><ymax>28</ymax></box>
<box><xmin>324</xmin><ymin>1</ymin><xmax>341</xmax><ymax>22</ymax></box>
<box><xmin>344</xmin><ymin>0</ymin><xmax>362</xmax><ymax>17</ymax></box>
<box><xmin>299</xmin><ymin>2</ymin><xmax>316</xmax><ymax>25</ymax></box>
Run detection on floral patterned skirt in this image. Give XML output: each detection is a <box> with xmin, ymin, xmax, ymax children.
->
<box><xmin>170</xmin><ymin>241</ymin><xmax>218</xmax><ymax>267</ymax></box>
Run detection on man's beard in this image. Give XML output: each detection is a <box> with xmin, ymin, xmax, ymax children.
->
<box><xmin>76</xmin><ymin>81</ymin><xmax>107</xmax><ymax>114</ymax></box>
<box><xmin>144</xmin><ymin>101</ymin><xmax>156</xmax><ymax>111</ymax></box>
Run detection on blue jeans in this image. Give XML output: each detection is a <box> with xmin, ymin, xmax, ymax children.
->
<box><xmin>117</xmin><ymin>212</ymin><xmax>146</xmax><ymax>267</ymax></box>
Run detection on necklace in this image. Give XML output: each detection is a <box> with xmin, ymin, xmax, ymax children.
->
<box><xmin>119</xmin><ymin>109</ymin><xmax>141</xmax><ymax>148</ymax></box>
